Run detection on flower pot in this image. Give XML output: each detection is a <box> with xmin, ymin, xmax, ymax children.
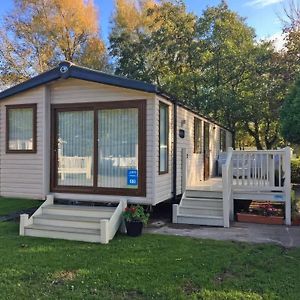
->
<box><xmin>125</xmin><ymin>220</ymin><xmax>143</xmax><ymax>237</ymax></box>
<box><xmin>236</xmin><ymin>213</ymin><xmax>284</xmax><ymax>225</ymax></box>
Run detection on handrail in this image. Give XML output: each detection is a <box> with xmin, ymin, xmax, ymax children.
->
<box><xmin>107</xmin><ymin>199</ymin><xmax>127</xmax><ymax>241</ymax></box>
<box><xmin>233</xmin><ymin>149</ymin><xmax>285</xmax><ymax>154</ymax></box>
<box><xmin>20</xmin><ymin>195</ymin><xmax>53</xmax><ymax>235</ymax></box>
<box><xmin>222</xmin><ymin>147</ymin><xmax>233</xmax><ymax>228</ymax></box>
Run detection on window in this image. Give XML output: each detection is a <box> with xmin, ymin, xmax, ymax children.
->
<box><xmin>159</xmin><ymin>102</ymin><xmax>169</xmax><ymax>174</ymax></box>
<box><xmin>194</xmin><ymin>118</ymin><xmax>202</xmax><ymax>153</ymax></box>
<box><xmin>220</xmin><ymin>129</ymin><xmax>227</xmax><ymax>152</ymax></box>
<box><xmin>6</xmin><ymin>104</ymin><xmax>37</xmax><ymax>153</ymax></box>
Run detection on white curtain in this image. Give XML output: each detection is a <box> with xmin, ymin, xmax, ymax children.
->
<box><xmin>159</xmin><ymin>105</ymin><xmax>168</xmax><ymax>172</ymax></box>
<box><xmin>57</xmin><ymin>110</ymin><xmax>94</xmax><ymax>187</ymax></box>
<box><xmin>8</xmin><ymin>108</ymin><xmax>33</xmax><ymax>150</ymax></box>
<box><xmin>98</xmin><ymin>108</ymin><xmax>138</xmax><ymax>189</ymax></box>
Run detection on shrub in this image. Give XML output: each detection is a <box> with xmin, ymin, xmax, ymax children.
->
<box><xmin>291</xmin><ymin>159</ymin><xmax>300</xmax><ymax>184</ymax></box>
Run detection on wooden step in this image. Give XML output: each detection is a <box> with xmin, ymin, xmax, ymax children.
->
<box><xmin>33</xmin><ymin>214</ymin><xmax>108</xmax><ymax>230</ymax></box>
<box><xmin>185</xmin><ymin>190</ymin><xmax>222</xmax><ymax>199</ymax></box>
<box><xmin>182</xmin><ymin>197</ymin><xmax>223</xmax><ymax>208</ymax></box>
<box><xmin>177</xmin><ymin>214</ymin><xmax>224</xmax><ymax>226</ymax></box>
<box><xmin>42</xmin><ymin>205</ymin><xmax>115</xmax><ymax>218</ymax></box>
<box><xmin>179</xmin><ymin>205</ymin><xmax>223</xmax><ymax>217</ymax></box>
<box><xmin>24</xmin><ymin>224</ymin><xmax>101</xmax><ymax>243</ymax></box>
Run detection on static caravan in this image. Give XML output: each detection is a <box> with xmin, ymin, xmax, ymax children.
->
<box><xmin>0</xmin><ymin>61</ymin><xmax>234</xmax><ymax>243</ymax></box>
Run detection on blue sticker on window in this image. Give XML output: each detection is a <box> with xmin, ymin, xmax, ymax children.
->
<box><xmin>127</xmin><ymin>170</ymin><xmax>138</xmax><ymax>186</ymax></box>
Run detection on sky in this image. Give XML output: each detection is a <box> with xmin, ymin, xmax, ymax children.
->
<box><xmin>0</xmin><ymin>0</ymin><xmax>289</xmax><ymax>48</ymax></box>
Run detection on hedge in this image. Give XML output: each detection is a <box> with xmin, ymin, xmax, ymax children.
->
<box><xmin>291</xmin><ymin>159</ymin><xmax>300</xmax><ymax>184</ymax></box>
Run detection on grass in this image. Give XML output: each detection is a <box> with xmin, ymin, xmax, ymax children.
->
<box><xmin>1</xmin><ymin>221</ymin><xmax>300</xmax><ymax>299</ymax></box>
<box><xmin>0</xmin><ymin>197</ymin><xmax>42</xmax><ymax>216</ymax></box>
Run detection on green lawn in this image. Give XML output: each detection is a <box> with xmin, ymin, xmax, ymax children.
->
<box><xmin>1</xmin><ymin>222</ymin><xmax>300</xmax><ymax>299</ymax></box>
<box><xmin>0</xmin><ymin>197</ymin><xmax>42</xmax><ymax>216</ymax></box>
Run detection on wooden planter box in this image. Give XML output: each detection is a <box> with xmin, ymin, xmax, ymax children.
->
<box><xmin>292</xmin><ymin>218</ymin><xmax>300</xmax><ymax>226</ymax></box>
<box><xmin>237</xmin><ymin>213</ymin><xmax>284</xmax><ymax>225</ymax></box>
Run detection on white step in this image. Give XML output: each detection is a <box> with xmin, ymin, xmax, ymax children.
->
<box><xmin>182</xmin><ymin>197</ymin><xmax>223</xmax><ymax>208</ymax></box>
<box><xmin>179</xmin><ymin>205</ymin><xmax>223</xmax><ymax>217</ymax></box>
<box><xmin>234</xmin><ymin>191</ymin><xmax>285</xmax><ymax>202</ymax></box>
<box><xmin>185</xmin><ymin>190</ymin><xmax>222</xmax><ymax>199</ymax></box>
<box><xmin>33</xmin><ymin>214</ymin><xmax>107</xmax><ymax>229</ymax></box>
<box><xmin>24</xmin><ymin>224</ymin><xmax>101</xmax><ymax>243</ymax></box>
<box><xmin>177</xmin><ymin>214</ymin><xmax>224</xmax><ymax>226</ymax></box>
<box><xmin>42</xmin><ymin>204</ymin><xmax>115</xmax><ymax>218</ymax></box>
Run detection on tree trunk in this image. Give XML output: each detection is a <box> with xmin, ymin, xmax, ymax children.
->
<box><xmin>245</xmin><ymin>122</ymin><xmax>264</xmax><ymax>150</ymax></box>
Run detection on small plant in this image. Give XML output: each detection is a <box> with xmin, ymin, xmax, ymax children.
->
<box><xmin>249</xmin><ymin>202</ymin><xmax>283</xmax><ymax>217</ymax></box>
<box><xmin>122</xmin><ymin>205</ymin><xmax>149</xmax><ymax>225</ymax></box>
<box><xmin>291</xmin><ymin>190</ymin><xmax>300</xmax><ymax>220</ymax></box>
<box><xmin>291</xmin><ymin>159</ymin><xmax>300</xmax><ymax>184</ymax></box>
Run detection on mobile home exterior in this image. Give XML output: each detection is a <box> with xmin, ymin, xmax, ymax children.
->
<box><xmin>0</xmin><ymin>61</ymin><xmax>232</xmax><ymax>206</ymax></box>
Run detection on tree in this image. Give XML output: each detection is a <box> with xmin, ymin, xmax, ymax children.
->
<box><xmin>281</xmin><ymin>77</ymin><xmax>300</xmax><ymax>144</ymax></box>
<box><xmin>241</xmin><ymin>43</ymin><xmax>289</xmax><ymax>149</ymax></box>
<box><xmin>282</xmin><ymin>0</ymin><xmax>300</xmax><ymax>81</ymax></box>
<box><xmin>0</xmin><ymin>0</ymin><xmax>108</xmax><ymax>86</ymax></box>
<box><xmin>110</xmin><ymin>0</ymin><xmax>198</xmax><ymax>97</ymax></box>
<box><xmin>194</xmin><ymin>2</ymin><xmax>256</xmax><ymax>146</ymax></box>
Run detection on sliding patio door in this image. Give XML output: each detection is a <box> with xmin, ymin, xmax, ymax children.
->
<box><xmin>51</xmin><ymin>101</ymin><xmax>146</xmax><ymax>196</ymax></box>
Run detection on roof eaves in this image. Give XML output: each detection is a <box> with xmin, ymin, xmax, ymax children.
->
<box><xmin>0</xmin><ymin>67</ymin><xmax>61</xmax><ymax>100</ymax></box>
<box><xmin>69</xmin><ymin>65</ymin><xmax>158</xmax><ymax>94</ymax></box>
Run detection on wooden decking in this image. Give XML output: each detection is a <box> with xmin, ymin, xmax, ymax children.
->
<box><xmin>187</xmin><ymin>177</ymin><xmax>223</xmax><ymax>191</ymax></box>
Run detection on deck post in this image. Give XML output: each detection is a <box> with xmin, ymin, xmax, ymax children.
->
<box><xmin>284</xmin><ymin>147</ymin><xmax>292</xmax><ymax>226</ymax></box>
<box><xmin>46</xmin><ymin>194</ymin><xmax>54</xmax><ymax>205</ymax></box>
<box><xmin>182</xmin><ymin>148</ymin><xmax>187</xmax><ymax>193</ymax></box>
<box><xmin>172</xmin><ymin>204</ymin><xmax>178</xmax><ymax>223</ymax></box>
<box><xmin>100</xmin><ymin>219</ymin><xmax>109</xmax><ymax>244</ymax></box>
<box><xmin>19</xmin><ymin>214</ymin><xmax>29</xmax><ymax>236</ymax></box>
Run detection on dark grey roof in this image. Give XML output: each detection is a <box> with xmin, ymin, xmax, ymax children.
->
<box><xmin>0</xmin><ymin>61</ymin><xmax>159</xmax><ymax>100</ymax></box>
<box><xmin>0</xmin><ymin>61</ymin><xmax>231</xmax><ymax>132</ymax></box>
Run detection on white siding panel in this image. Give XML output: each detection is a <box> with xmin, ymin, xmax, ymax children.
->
<box><xmin>0</xmin><ymin>87</ymin><xmax>45</xmax><ymax>199</ymax></box>
<box><xmin>154</xmin><ymin>96</ymin><xmax>232</xmax><ymax>201</ymax></box>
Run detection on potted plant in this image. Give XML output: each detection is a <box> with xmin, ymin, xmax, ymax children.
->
<box><xmin>122</xmin><ymin>205</ymin><xmax>149</xmax><ymax>237</ymax></box>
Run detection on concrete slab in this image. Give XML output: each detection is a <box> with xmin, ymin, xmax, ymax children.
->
<box><xmin>145</xmin><ymin>221</ymin><xmax>300</xmax><ymax>248</ymax></box>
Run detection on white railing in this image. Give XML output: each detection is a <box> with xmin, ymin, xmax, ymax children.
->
<box><xmin>232</xmin><ymin>148</ymin><xmax>289</xmax><ymax>192</ymax></box>
<box><xmin>58</xmin><ymin>156</ymin><xmax>92</xmax><ymax>180</ymax></box>
<box><xmin>222</xmin><ymin>147</ymin><xmax>233</xmax><ymax>228</ymax></box>
<box><xmin>222</xmin><ymin>147</ymin><xmax>292</xmax><ymax>226</ymax></box>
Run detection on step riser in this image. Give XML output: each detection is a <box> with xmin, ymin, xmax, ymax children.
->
<box><xmin>42</xmin><ymin>208</ymin><xmax>113</xmax><ymax>218</ymax></box>
<box><xmin>33</xmin><ymin>218</ymin><xmax>100</xmax><ymax>230</ymax></box>
<box><xmin>185</xmin><ymin>190</ymin><xmax>222</xmax><ymax>199</ymax></box>
<box><xmin>179</xmin><ymin>207</ymin><xmax>223</xmax><ymax>217</ymax></box>
<box><xmin>182</xmin><ymin>199</ymin><xmax>223</xmax><ymax>208</ymax></box>
<box><xmin>24</xmin><ymin>229</ymin><xmax>101</xmax><ymax>243</ymax></box>
<box><xmin>177</xmin><ymin>216</ymin><xmax>224</xmax><ymax>227</ymax></box>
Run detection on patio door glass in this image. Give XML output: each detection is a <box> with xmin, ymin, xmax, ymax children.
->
<box><xmin>97</xmin><ymin>108</ymin><xmax>139</xmax><ymax>189</ymax></box>
<box><xmin>57</xmin><ymin>110</ymin><xmax>94</xmax><ymax>187</ymax></box>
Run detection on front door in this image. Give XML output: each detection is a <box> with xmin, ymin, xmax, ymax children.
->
<box><xmin>50</xmin><ymin>101</ymin><xmax>146</xmax><ymax>196</ymax></box>
<box><xmin>203</xmin><ymin>122</ymin><xmax>210</xmax><ymax>181</ymax></box>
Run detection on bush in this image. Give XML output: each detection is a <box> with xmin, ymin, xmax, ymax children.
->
<box><xmin>291</xmin><ymin>159</ymin><xmax>300</xmax><ymax>184</ymax></box>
